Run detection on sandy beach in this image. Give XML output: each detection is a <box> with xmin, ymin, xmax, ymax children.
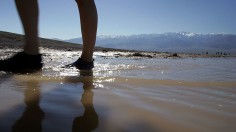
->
<box><xmin>0</xmin><ymin>32</ymin><xmax>236</xmax><ymax>132</ymax></box>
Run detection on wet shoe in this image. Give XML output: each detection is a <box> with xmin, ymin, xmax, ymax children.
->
<box><xmin>65</xmin><ymin>58</ymin><xmax>94</xmax><ymax>70</ymax></box>
<box><xmin>0</xmin><ymin>52</ymin><xmax>43</xmax><ymax>73</ymax></box>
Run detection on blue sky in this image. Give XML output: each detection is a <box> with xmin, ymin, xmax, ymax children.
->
<box><xmin>0</xmin><ymin>0</ymin><xmax>236</xmax><ymax>39</ymax></box>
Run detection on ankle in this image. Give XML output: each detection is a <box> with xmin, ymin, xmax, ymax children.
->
<box><xmin>23</xmin><ymin>45</ymin><xmax>40</xmax><ymax>55</ymax></box>
<box><xmin>23</xmin><ymin>51</ymin><xmax>40</xmax><ymax>55</ymax></box>
<box><xmin>80</xmin><ymin>56</ymin><xmax>93</xmax><ymax>62</ymax></box>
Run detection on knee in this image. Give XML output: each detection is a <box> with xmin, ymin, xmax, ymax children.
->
<box><xmin>75</xmin><ymin>0</ymin><xmax>94</xmax><ymax>7</ymax></box>
<box><xmin>15</xmin><ymin>0</ymin><xmax>37</xmax><ymax>4</ymax></box>
<box><xmin>75</xmin><ymin>0</ymin><xmax>84</xmax><ymax>5</ymax></box>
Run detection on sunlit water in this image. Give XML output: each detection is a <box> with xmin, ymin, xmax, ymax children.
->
<box><xmin>0</xmin><ymin>49</ymin><xmax>236</xmax><ymax>132</ymax></box>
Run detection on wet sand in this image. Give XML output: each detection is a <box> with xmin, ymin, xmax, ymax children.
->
<box><xmin>0</xmin><ymin>74</ymin><xmax>236</xmax><ymax>132</ymax></box>
<box><xmin>0</xmin><ymin>47</ymin><xmax>236</xmax><ymax>132</ymax></box>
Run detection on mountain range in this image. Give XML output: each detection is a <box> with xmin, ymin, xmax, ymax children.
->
<box><xmin>65</xmin><ymin>32</ymin><xmax>236</xmax><ymax>54</ymax></box>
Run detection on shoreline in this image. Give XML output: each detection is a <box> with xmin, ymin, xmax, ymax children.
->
<box><xmin>0</xmin><ymin>45</ymin><xmax>234</xmax><ymax>59</ymax></box>
<box><xmin>0</xmin><ymin>31</ymin><xmax>234</xmax><ymax>59</ymax></box>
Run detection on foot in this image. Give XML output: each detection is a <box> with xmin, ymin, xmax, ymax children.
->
<box><xmin>65</xmin><ymin>58</ymin><xmax>94</xmax><ymax>70</ymax></box>
<box><xmin>0</xmin><ymin>52</ymin><xmax>43</xmax><ymax>73</ymax></box>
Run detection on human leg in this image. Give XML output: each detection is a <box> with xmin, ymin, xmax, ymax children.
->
<box><xmin>0</xmin><ymin>0</ymin><xmax>42</xmax><ymax>73</ymax></box>
<box><xmin>75</xmin><ymin>0</ymin><xmax>98</xmax><ymax>62</ymax></box>
<box><xmin>15</xmin><ymin>0</ymin><xmax>40</xmax><ymax>55</ymax></box>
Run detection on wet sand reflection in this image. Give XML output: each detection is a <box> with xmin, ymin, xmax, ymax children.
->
<box><xmin>72</xmin><ymin>71</ymin><xmax>98</xmax><ymax>132</ymax></box>
<box><xmin>12</xmin><ymin>70</ymin><xmax>98</xmax><ymax>132</ymax></box>
<box><xmin>12</xmin><ymin>81</ymin><xmax>44</xmax><ymax>132</ymax></box>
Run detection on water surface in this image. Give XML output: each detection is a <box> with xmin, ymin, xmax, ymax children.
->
<box><xmin>0</xmin><ymin>50</ymin><xmax>236</xmax><ymax>132</ymax></box>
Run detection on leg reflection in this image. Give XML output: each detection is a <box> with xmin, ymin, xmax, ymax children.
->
<box><xmin>12</xmin><ymin>81</ymin><xmax>44</xmax><ymax>132</ymax></box>
<box><xmin>72</xmin><ymin>71</ymin><xmax>98</xmax><ymax>132</ymax></box>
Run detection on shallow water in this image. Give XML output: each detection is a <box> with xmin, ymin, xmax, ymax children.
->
<box><xmin>0</xmin><ymin>50</ymin><xmax>236</xmax><ymax>132</ymax></box>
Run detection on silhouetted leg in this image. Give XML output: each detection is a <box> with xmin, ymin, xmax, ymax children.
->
<box><xmin>75</xmin><ymin>0</ymin><xmax>98</xmax><ymax>62</ymax></box>
<box><xmin>15</xmin><ymin>0</ymin><xmax>40</xmax><ymax>55</ymax></box>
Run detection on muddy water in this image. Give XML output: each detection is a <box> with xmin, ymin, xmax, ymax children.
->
<box><xmin>0</xmin><ymin>49</ymin><xmax>236</xmax><ymax>132</ymax></box>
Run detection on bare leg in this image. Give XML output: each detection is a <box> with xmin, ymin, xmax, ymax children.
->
<box><xmin>76</xmin><ymin>0</ymin><xmax>98</xmax><ymax>62</ymax></box>
<box><xmin>15</xmin><ymin>0</ymin><xmax>40</xmax><ymax>55</ymax></box>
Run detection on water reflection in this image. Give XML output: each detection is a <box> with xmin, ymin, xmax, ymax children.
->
<box><xmin>12</xmin><ymin>70</ymin><xmax>98</xmax><ymax>132</ymax></box>
<box><xmin>12</xmin><ymin>81</ymin><xmax>44</xmax><ymax>132</ymax></box>
<box><xmin>72</xmin><ymin>71</ymin><xmax>99</xmax><ymax>132</ymax></box>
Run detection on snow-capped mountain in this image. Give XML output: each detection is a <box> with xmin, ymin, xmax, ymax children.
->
<box><xmin>65</xmin><ymin>32</ymin><xmax>236</xmax><ymax>54</ymax></box>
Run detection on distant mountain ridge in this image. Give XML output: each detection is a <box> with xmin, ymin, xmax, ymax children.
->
<box><xmin>65</xmin><ymin>32</ymin><xmax>236</xmax><ymax>54</ymax></box>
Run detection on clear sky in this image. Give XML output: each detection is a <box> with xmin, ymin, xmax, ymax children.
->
<box><xmin>0</xmin><ymin>0</ymin><xmax>236</xmax><ymax>39</ymax></box>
